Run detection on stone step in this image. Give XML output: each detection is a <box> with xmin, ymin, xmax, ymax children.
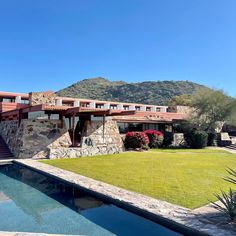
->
<box><xmin>0</xmin><ymin>135</ymin><xmax>13</xmax><ymax>159</ymax></box>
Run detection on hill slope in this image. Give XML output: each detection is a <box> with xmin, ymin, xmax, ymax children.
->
<box><xmin>57</xmin><ymin>77</ymin><xmax>206</xmax><ymax>105</ymax></box>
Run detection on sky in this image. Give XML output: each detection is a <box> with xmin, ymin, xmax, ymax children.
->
<box><xmin>0</xmin><ymin>0</ymin><xmax>235</xmax><ymax>97</ymax></box>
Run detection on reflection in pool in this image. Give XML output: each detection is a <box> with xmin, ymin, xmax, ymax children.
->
<box><xmin>0</xmin><ymin>164</ymin><xmax>182</xmax><ymax>236</ymax></box>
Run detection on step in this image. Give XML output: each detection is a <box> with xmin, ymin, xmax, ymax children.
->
<box><xmin>0</xmin><ymin>135</ymin><xmax>13</xmax><ymax>159</ymax></box>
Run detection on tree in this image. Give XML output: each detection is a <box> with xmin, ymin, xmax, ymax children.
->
<box><xmin>168</xmin><ymin>94</ymin><xmax>192</xmax><ymax>106</ymax></box>
<box><xmin>189</xmin><ymin>88</ymin><xmax>236</xmax><ymax>132</ymax></box>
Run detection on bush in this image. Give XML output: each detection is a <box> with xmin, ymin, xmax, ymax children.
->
<box><xmin>163</xmin><ymin>131</ymin><xmax>174</xmax><ymax>147</ymax></box>
<box><xmin>212</xmin><ymin>168</ymin><xmax>236</xmax><ymax>222</ymax></box>
<box><xmin>184</xmin><ymin>129</ymin><xmax>208</xmax><ymax>149</ymax></box>
<box><xmin>144</xmin><ymin>130</ymin><xmax>164</xmax><ymax>148</ymax></box>
<box><xmin>207</xmin><ymin>133</ymin><xmax>217</xmax><ymax>146</ymax></box>
<box><xmin>124</xmin><ymin>132</ymin><xmax>149</xmax><ymax>150</ymax></box>
<box><xmin>211</xmin><ymin>189</ymin><xmax>236</xmax><ymax>222</ymax></box>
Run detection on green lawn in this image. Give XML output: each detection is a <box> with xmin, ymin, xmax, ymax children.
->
<box><xmin>42</xmin><ymin>149</ymin><xmax>236</xmax><ymax>209</ymax></box>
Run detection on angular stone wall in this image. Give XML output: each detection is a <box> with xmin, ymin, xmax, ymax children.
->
<box><xmin>49</xmin><ymin>120</ymin><xmax>124</xmax><ymax>159</ymax></box>
<box><xmin>0</xmin><ymin>119</ymin><xmax>71</xmax><ymax>159</ymax></box>
<box><xmin>0</xmin><ymin>119</ymin><xmax>124</xmax><ymax>159</ymax></box>
<box><xmin>82</xmin><ymin>120</ymin><xmax>124</xmax><ymax>148</ymax></box>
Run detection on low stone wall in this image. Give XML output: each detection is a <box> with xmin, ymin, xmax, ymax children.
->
<box><xmin>49</xmin><ymin>145</ymin><xmax>122</xmax><ymax>159</ymax></box>
<box><xmin>0</xmin><ymin>119</ymin><xmax>71</xmax><ymax>159</ymax></box>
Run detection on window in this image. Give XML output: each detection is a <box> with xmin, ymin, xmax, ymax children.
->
<box><xmin>146</xmin><ymin>107</ymin><xmax>151</xmax><ymax>111</ymax></box>
<box><xmin>81</xmin><ymin>102</ymin><xmax>90</xmax><ymax>107</ymax></box>
<box><xmin>123</xmin><ymin>106</ymin><xmax>129</xmax><ymax>110</ymax></box>
<box><xmin>96</xmin><ymin>104</ymin><xmax>104</xmax><ymax>109</ymax></box>
<box><xmin>135</xmin><ymin>106</ymin><xmax>141</xmax><ymax>111</ymax></box>
<box><xmin>156</xmin><ymin>107</ymin><xmax>161</xmax><ymax>112</ymax></box>
<box><xmin>110</xmin><ymin>105</ymin><xmax>117</xmax><ymax>110</ymax></box>
<box><xmin>21</xmin><ymin>99</ymin><xmax>29</xmax><ymax>104</ymax></box>
<box><xmin>2</xmin><ymin>98</ymin><xmax>15</xmax><ymax>103</ymax></box>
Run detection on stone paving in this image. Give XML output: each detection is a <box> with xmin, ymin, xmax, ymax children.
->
<box><xmin>208</xmin><ymin>146</ymin><xmax>236</xmax><ymax>154</ymax></box>
<box><xmin>0</xmin><ymin>232</ymin><xmax>75</xmax><ymax>236</ymax></box>
<box><xmin>11</xmin><ymin>159</ymin><xmax>235</xmax><ymax>236</ymax></box>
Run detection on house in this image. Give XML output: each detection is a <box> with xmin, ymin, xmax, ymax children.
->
<box><xmin>0</xmin><ymin>91</ymin><xmax>188</xmax><ymax>159</ymax></box>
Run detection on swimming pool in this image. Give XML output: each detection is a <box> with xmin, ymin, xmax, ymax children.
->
<box><xmin>0</xmin><ymin>163</ymin><xmax>184</xmax><ymax>235</ymax></box>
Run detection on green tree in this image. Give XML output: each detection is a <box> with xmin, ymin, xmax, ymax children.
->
<box><xmin>189</xmin><ymin>88</ymin><xmax>236</xmax><ymax>132</ymax></box>
<box><xmin>168</xmin><ymin>94</ymin><xmax>192</xmax><ymax>106</ymax></box>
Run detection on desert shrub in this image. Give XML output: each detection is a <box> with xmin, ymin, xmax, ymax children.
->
<box><xmin>124</xmin><ymin>132</ymin><xmax>149</xmax><ymax>150</ymax></box>
<box><xmin>211</xmin><ymin>189</ymin><xmax>236</xmax><ymax>222</ymax></box>
<box><xmin>144</xmin><ymin>130</ymin><xmax>164</xmax><ymax>148</ymax></box>
<box><xmin>212</xmin><ymin>168</ymin><xmax>236</xmax><ymax>222</ymax></box>
<box><xmin>163</xmin><ymin>131</ymin><xmax>174</xmax><ymax>147</ymax></box>
<box><xmin>184</xmin><ymin>129</ymin><xmax>208</xmax><ymax>148</ymax></box>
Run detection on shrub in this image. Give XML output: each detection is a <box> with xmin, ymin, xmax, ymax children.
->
<box><xmin>211</xmin><ymin>189</ymin><xmax>236</xmax><ymax>222</ymax></box>
<box><xmin>124</xmin><ymin>132</ymin><xmax>149</xmax><ymax>150</ymax></box>
<box><xmin>184</xmin><ymin>129</ymin><xmax>208</xmax><ymax>148</ymax></box>
<box><xmin>207</xmin><ymin>133</ymin><xmax>217</xmax><ymax>146</ymax></box>
<box><xmin>144</xmin><ymin>130</ymin><xmax>164</xmax><ymax>148</ymax></box>
<box><xmin>212</xmin><ymin>168</ymin><xmax>236</xmax><ymax>222</ymax></box>
<box><xmin>163</xmin><ymin>131</ymin><xmax>174</xmax><ymax>147</ymax></box>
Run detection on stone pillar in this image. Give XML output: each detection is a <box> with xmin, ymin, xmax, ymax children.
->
<box><xmin>160</xmin><ymin>106</ymin><xmax>168</xmax><ymax>112</ymax></box>
<box><xmin>73</xmin><ymin>100</ymin><xmax>80</xmax><ymax>107</ymax></box>
<box><xmin>129</xmin><ymin>105</ymin><xmax>135</xmax><ymax>111</ymax></box>
<box><xmin>151</xmin><ymin>106</ymin><xmax>156</xmax><ymax>112</ymax></box>
<box><xmin>140</xmin><ymin>106</ymin><xmax>146</xmax><ymax>111</ymax></box>
<box><xmin>56</xmin><ymin>99</ymin><xmax>62</xmax><ymax>106</ymax></box>
<box><xmin>117</xmin><ymin>104</ymin><xmax>124</xmax><ymax>110</ymax></box>
<box><xmin>15</xmin><ymin>96</ymin><xmax>21</xmax><ymax>104</ymax></box>
<box><xmin>89</xmin><ymin>101</ymin><xmax>96</xmax><ymax>108</ymax></box>
<box><xmin>104</xmin><ymin>103</ymin><xmax>110</xmax><ymax>109</ymax></box>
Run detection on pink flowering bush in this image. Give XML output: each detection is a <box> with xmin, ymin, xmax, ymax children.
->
<box><xmin>124</xmin><ymin>132</ymin><xmax>149</xmax><ymax>150</ymax></box>
<box><xmin>144</xmin><ymin>129</ymin><xmax>164</xmax><ymax>148</ymax></box>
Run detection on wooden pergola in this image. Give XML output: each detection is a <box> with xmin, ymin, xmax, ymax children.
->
<box><xmin>63</xmin><ymin>107</ymin><xmax>136</xmax><ymax>146</ymax></box>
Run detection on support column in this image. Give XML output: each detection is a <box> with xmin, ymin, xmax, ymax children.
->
<box><xmin>72</xmin><ymin>113</ymin><xmax>75</xmax><ymax>147</ymax></box>
<box><xmin>102</xmin><ymin>115</ymin><xmax>105</xmax><ymax>143</ymax></box>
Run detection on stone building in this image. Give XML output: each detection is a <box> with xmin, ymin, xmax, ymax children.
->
<box><xmin>0</xmin><ymin>91</ymin><xmax>188</xmax><ymax>159</ymax></box>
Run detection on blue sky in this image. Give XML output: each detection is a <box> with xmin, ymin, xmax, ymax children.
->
<box><xmin>0</xmin><ymin>0</ymin><xmax>235</xmax><ymax>97</ymax></box>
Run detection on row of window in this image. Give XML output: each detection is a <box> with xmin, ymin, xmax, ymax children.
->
<box><xmin>0</xmin><ymin>97</ymin><xmax>29</xmax><ymax>104</ymax></box>
<box><xmin>1</xmin><ymin>96</ymin><xmax>169</xmax><ymax>112</ymax></box>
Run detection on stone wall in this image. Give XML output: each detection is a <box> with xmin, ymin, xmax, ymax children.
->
<box><xmin>29</xmin><ymin>91</ymin><xmax>56</xmax><ymax>106</ymax></box>
<box><xmin>0</xmin><ymin>120</ymin><xmax>20</xmax><ymax>155</ymax></box>
<box><xmin>81</xmin><ymin>120</ymin><xmax>124</xmax><ymax>149</ymax></box>
<box><xmin>0</xmin><ymin>119</ymin><xmax>124</xmax><ymax>159</ymax></box>
<box><xmin>0</xmin><ymin>119</ymin><xmax>71</xmax><ymax>159</ymax></box>
<box><xmin>172</xmin><ymin>133</ymin><xmax>185</xmax><ymax>146</ymax></box>
<box><xmin>49</xmin><ymin>120</ymin><xmax>124</xmax><ymax>159</ymax></box>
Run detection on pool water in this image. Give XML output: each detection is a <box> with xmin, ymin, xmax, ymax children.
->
<box><xmin>0</xmin><ymin>164</ymin><xmax>182</xmax><ymax>236</ymax></box>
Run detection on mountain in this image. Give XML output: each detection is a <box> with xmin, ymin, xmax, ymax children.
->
<box><xmin>56</xmin><ymin>77</ymin><xmax>206</xmax><ymax>105</ymax></box>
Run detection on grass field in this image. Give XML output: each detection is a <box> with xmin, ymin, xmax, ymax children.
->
<box><xmin>42</xmin><ymin>149</ymin><xmax>236</xmax><ymax>209</ymax></box>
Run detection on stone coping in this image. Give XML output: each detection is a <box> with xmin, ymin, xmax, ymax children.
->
<box><xmin>0</xmin><ymin>232</ymin><xmax>76</xmax><ymax>236</ymax></box>
<box><xmin>7</xmin><ymin>159</ymin><xmax>233</xmax><ymax>236</ymax></box>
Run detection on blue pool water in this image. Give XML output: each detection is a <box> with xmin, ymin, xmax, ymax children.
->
<box><xmin>0</xmin><ymin>164</ymin><xmax>182</xmax><ymax>235</ymax></box>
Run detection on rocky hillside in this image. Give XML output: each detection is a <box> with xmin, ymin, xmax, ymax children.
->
<box><xmin>57</xmin><ymin>77</ymin><xmax>206</xmax><ymax>105</ymax></box>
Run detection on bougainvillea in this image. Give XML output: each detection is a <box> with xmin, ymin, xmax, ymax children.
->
<box><xmin>124</xmin><ymin>132</ymin><xmax>149</xmax><ymax>150</ymax></box>
<box><xmin>144</xmin><ymin>129</ymin><xmax>164</xmax><ymax>148</ymax></box>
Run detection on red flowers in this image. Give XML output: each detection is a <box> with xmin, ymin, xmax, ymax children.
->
<box><xmin>124</xmin><ymin>130</ymin><xmax>164</xmax><ymax>150</ymax></box>
<box><xmin>144</xmin><ymin>129</ymin><xmax>163</xmax><ymax>136</ymax></box>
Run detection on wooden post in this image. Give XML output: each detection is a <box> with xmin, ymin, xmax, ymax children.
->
<box><xmin>72</xmin><ymin>113</ymin><xmax>75</xmax><ymax>147</ymax></box>
<box><xmin>69</xmin><ymin>117</ymin><xmax>72</xmax><ymax>130</ymax></box>
<box><xmin>102</xmin><ymin>115</ymin><xmax>105</xmax><ymax>143</ymax></box>
<box><xmin>59</xmin><ymin>114</ymin><xmax>64</xmax><ymax>128</ymax></box>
